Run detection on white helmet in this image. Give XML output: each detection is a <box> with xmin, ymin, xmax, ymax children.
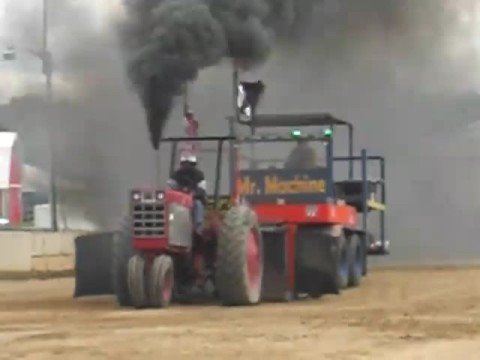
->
<box><xmin>180</xmin><ymin>153</ymin><xmax>197</xmax><ymax>164</ymax></box>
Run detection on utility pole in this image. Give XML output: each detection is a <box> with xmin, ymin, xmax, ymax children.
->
<box><xmin>43</xmin><ymin>0</ymin><xmax>58</xmax><ymax>231</ymax></box>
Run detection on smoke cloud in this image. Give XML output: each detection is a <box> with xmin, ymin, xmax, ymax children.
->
<box><xmin>119</xmin><ymin>0</ymin><xmax>316</xmax><ymax>149</ymax></box>
<box><xmin>0</xmin><ymin>1</ymin><xmax>157</xmax><ymax>229</ymax></box>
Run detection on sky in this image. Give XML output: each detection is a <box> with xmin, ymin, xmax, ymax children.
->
<box><xmin>3</xmin><ymin>0</ymin><xmax>480</xmax><ymax>104</ymax></box>
<box><xmin>0</xmin><ymin>0</ymin><xmax>123</xmax><ymax>103</ymax></box>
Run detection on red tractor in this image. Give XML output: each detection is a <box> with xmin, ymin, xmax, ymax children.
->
<box><xmin>112</xmin><ymin>135</ymin><xmax>264</xmax><ymax>308</ymax></box>
<box><xmin>74</xmin><ymin>114</ymin><xmax>388</xmax><ymax>307</ymax></box>
<box><xmin>74</xmin><ymin>77</ymin><xmax>388</xmax><ymax>307</ymax></box>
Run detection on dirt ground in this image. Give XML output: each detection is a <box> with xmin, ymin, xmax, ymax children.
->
<box><xmin>0</xmin><ymin>267</ymin><xmax>479</xmax><ymax>359</ymax></box>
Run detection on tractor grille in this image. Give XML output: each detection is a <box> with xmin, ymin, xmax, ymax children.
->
<box><xmin>131</xmin><ymin>191</ymin><xmax>166</xmax><ymax>237</ymax></box>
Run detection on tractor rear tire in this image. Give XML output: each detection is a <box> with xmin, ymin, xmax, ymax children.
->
<box><xmin>362</xmin><ymin>253</ymin><xmax>368</xmax><ymax>277</ymax></box>
<box><xmin>347</xmin><ymin>234</ymin><xmax>362</xmax><ymax>287</ymax></box>
<box><xmin>216</xmin><ymin>205</ymin><xmax>263</xmax><ymax>306</ymax></box>
<box><xmin>112</xmin><ymin>218</ymin><xmax>134</xmax><ymax>307</ymax></box>
<box><xmin>335</xmin><ymin>235</ymin><xmax>349</xmax><ymax>290</ymax></box>
<box><xmin>127</xmin><ymin>254</ymin><xmax>148</xmax><ymax>309</ymax></box>
<box><xmin>362</xmin><ymin>233</ymin><xmax>370</xmax><ymax>276</ymax></box>
<box><xmin>149</xmin><ymin>255</ymin><xmax>174</xmax><ymax>308</ymax></box>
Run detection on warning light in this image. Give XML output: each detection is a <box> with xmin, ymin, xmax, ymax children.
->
<box><xmin>323</xmin><ymin>128</ymin><xmax>333</xmax><ymax>137</ymax></box>
<box><xmin>291</xmin><ymin>129</ymin><xmax>302</xmax><ymax>138</ymax></box>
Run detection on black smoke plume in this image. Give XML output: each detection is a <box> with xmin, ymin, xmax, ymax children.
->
<box><xmin>119</xmin><ymin>0</ymin><xmax>317</xmax><ymax>149</ymax></box>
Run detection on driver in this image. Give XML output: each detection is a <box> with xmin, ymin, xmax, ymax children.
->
<box><xmin>284</xmin><ymin>138</ymin><xmax>317</xmax><ymax>169</ymax></box>
<box><xmin>168</xmin><ymin>153</ymin><xmax>207</xmax><ymax>234</ymax></box>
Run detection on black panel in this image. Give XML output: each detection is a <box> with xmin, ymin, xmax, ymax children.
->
<box><xmin>261</xmin><ymin>226</ymin><xmax>290</xmax><ymax>301</ymax></box>
<box><xmin>74</xmin><ymin>232</ymin><xmax>115</xmax><ymax>297</ymax></box>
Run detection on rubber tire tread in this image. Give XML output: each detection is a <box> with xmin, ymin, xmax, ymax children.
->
<box><xmin>216</xmin><ymin>205</ymin><xmax>263</xmax><ymax>306</ymax></box>
<box><xmin>149</xmin><ymin>255</ymin><xmax>174</xmax><ymax>308</ymax></box>
<box><xmin>112</xmin><ymin>218</ymin><xmax>134</xmax><ymax>307</ymax></box>
<box><xmin>362</xmin><ymin>234</ymin><xmax>368</xmax><ymax>276</ymax></box>
<box><xmin>336</xmin><ymin>235</ymin><xmax>349</xmax><ymax>290</ymax></box>
<box><xmin>347</xmin><ymin>234</ymin><xmax>362</xmax><ymax>287</ymax></box>
<box><xmin>127</xmin><ymin>254</ymin><xmax>148</xmax><ymax>308</ymax></box>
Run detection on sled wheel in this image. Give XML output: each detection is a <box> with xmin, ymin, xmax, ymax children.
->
<box><xmin>362</xmin><ymin>233</ymin><xmax>370</xmax><ymax>276</ymax></box>
<box><xmin>348</xmin><ymin>234</ymin><xmax>362</xmax><ymax>287</ymax></box>
<box><xmin>336</xmin><ymin>235</ymin><xmax>349</xmax><ymax>290</ymax></box>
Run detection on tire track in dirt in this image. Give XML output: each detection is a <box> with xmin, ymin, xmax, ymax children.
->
<box><xmin>0</xmin><ymin>267</ymin><xmax>479</xmax><ymax>359</ymax></box>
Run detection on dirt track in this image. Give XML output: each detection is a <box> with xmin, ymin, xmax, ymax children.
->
<box><xmin>0</xmin><ymin>267</ymin><xmax>479</xmax><ymax>359</ymax></box>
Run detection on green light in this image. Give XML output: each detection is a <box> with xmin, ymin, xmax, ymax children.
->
<box><xmin>291</xmin><ymin>129</ymin><xmax>302</xmax><ymax>138</ymax></box>
<box><xmin>323</xmin><ymin>128</ymin><xmax>333</xmax><ymax>137</ymax></box>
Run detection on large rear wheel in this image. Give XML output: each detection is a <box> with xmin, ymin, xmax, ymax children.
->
<box><xmin>149</xmin><ymin>255</ymin><xmax>174</xmax><ymax>308</ymax></box>
<box><xmin>216</xmin><ymin>205</ymin><xmax>263</xmax><ymax>306</ymax></box>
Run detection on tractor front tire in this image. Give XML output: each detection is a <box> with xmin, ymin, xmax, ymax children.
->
<box><xmin>112</xmin><ymin>219</ymin><xmax>134</xmax><ymax>307</ymax></box>
<box><xmin>216</xmin><ymin>205</ymin><xmax>263</xmax><ymax>306</ymax></box>
<box><xmin>149</xmin><ymin>255</ymin><xmax>174</xmax><ymax>308</ymax></box>
<box><xmin>127</xmin><ymin>254</ymin><xmax>148</xmax><ymax>309</ymax></box>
